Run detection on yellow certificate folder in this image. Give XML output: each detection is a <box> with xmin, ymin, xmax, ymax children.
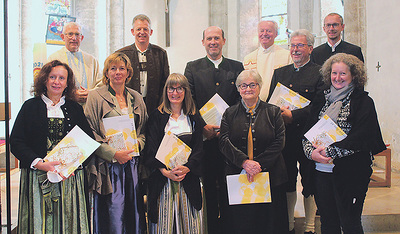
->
<box><xmin>304</xmin><ymin>114</ymin><xmax>347</xmax><ymax>147</ymax></box>
<box><xmin>268</xmin><ymin>82</ymin><xmax>310</xmax><ymax>110</ymax></box>
<box><xmin>103</xmin><ymin>114</ymin><xmax>139</xmax><ymax>156</ymax></box>
<box><xmin>44</xmin><ymin>125</ymin><xmax>100</xmax><ymax>182</ymax></box>
<box><xmin>226</xmin><ymin>172</ymin><xmax>271</xmax><ymax>205</ymax></box>
<box><xmin>199</xmin><ymin>93</ymin><xmax>229</xmax><ymax>126</ymax></box>
<box><xmin>155</xmin><ymin>131</ymin><xmax>192</xmax><ymax>169</ymax></box>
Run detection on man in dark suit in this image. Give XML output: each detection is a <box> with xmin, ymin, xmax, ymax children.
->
<box><xmin>267</xmin><ymin>29</ymin><xmax>325</xmax><ymax>234</ymax></box>
<box><xmin>311</xmin><ymin>13</ymin><xmax>364</xmax><ymax>65</ymax></box>
<box><xmin>117</xmin><ymin>14</ymin><xmax>169</xmax><ymax>113</ymax></box>
<box><xmin>184</xmin><ymin>26</ymin><xmax>244</xmax><ymax>234</ymax></box>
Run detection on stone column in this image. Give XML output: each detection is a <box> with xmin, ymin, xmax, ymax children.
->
<box><xmin>209</xmin><ymin>0</ymin><xmax>228</xmax><ymax>56</ymax></box>
<box><xmin>344</xmin><ymin>0</ymin><xmax>366</xmax><ymax>59</ymax></box>
<box><xmin>75</xmin><ymin>0</ymin><xmax>99</xmax><ymax>58</ymax></box>
<box><xmin>239</xmin><ymin>0</ymin><xmax>259</xmax><ymax>60</ymax></box>
<box><xmin>108</xmin><ymin>0</ymin><xmax>124</xmax><ymax>54</ymax></box>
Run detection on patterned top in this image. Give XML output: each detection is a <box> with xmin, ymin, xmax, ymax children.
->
<box><xmin>303</xmin><ymin>89</ymin><xmax>356</xmax><ymax>161</ymax></box>
<box><xmin>47</xmin><ymin>118</ymin><xmax>65</xmax><ymax>153</ymax></box>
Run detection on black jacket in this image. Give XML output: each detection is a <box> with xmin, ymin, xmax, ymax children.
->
<box><xmin>143</xmin><ymin>109</ymin><xmax>204</xmax><ymax>223</ymax></box>
<box><xmin>219</xmin><ymin>100</ymin><xmax>287</xmax><ymax>187</ymax></box>
<box><xmin>311</xmin><ymin>40</ymin><xmax>364</xmax><ymax>66</ymax></box>
<box><xmin>10</xmin><ymin>97</ymin><xmax>94</xmax><ymax>169</ymax></box>
<box><xmin>184</xmin><ymin>56</ymin><xmax>244</xmax><ymax>111</ymax></box>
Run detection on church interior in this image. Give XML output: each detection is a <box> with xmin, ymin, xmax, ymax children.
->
<box><xmin>1</xmin><ymin>0</ymin><xmax>399</xmax><ymax>233</ymax></box>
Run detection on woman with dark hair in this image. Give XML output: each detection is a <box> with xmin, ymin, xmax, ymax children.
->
<box><xmin>10</xmin><ymin>60</ymin><xmax>94</xmax><ymax>233</ymax></box>
<box><xmin>84</xmin><ymin>52</ymin><xmax>147</xmax><ymax>233</ymax></box>
<box><xmin>302</xmin><ymin>53</ymin><xmax>386</xmax><ymax>233</ymax></box>
<box><xmin>144</xmin><ymin>73</ymin><xmax>204</xmax><ymax>233</ymax></box>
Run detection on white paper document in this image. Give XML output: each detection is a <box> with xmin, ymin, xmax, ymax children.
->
<box><xmin>304</xmin><ymin>114</ymin><xmax>347</xmax><ymax>148</ymax></box>
<box><xmin>268</xmin><ymin>82</ymin><xmax>310</xmax><ymax>110</ymax></box>
<box><xmin>44</xmin><ymin>125</ymin><xmax>100</xmax><ymax>183</ymax></box>
<box><xmin>103</xmin><ymin>114</ymin><xmax>139</xmax><ymax>156</ymax></box>
<box><xmin>226</xmin><ymin>171</ymin><xmax>271</xmax><ymax>205</ymax></box>
<box><xmin>199</xmin><ymin>93</ymin><xmax>229</xmax><ymax>126</ymax></box>
<box><xmin>155</xmin><ymin>131</ymin><xmax>192</xmax><ymax>169</ymax></box>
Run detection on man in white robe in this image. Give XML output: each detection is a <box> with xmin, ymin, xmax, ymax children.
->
<box><xmin>48</xmin><ymin>22</ymin><xmax>101</xmax><ymax>104</ymax></box>
<box><xmin>243</xmin><ymin>20</ymin><xmax>292</xmax><ymax>101</ymax></box>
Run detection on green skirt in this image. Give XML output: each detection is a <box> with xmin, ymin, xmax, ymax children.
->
<box><xmin>18</xmin><ymin>169</ymin><xmax>89</xmax><ymax>234</ymax></box>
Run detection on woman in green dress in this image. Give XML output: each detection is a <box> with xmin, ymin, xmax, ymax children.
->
<box><xmin>10</xmin><ymin>60</ymin><xmax>94</xmax><ymax>233</ymax></box>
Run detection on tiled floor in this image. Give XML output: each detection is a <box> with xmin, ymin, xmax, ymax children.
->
<box><xmin>1</xmin><ymin>168</ymin><xmax>400</xmax><ymax>233</ymax></box>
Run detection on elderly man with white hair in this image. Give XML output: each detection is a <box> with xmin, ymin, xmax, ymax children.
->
<box><xmin>48</xmin><ymin>22</ymin><xmax>101</xmax><ymax>104</ymax></box>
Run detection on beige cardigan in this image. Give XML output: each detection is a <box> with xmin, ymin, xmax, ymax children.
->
<box><xmin>84</xmin><ymin>85</ymin><xmax>148</xmax><ymax>194</ymax></box>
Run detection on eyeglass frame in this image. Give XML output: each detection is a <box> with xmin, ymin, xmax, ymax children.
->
<box><xmin>237</xmin><ymin>82</ymin><xmax>259</xmax><ymax>90</ymax></box>
<box><xmin>64</xmin><ymin>32</ymin><xmax>82</xmax><ymax>38</ymax></box>
<box><xmin>167</xmin><ymin>86</ymin><xmax>185</xmax><ymax>94</ymax></box>
<box><xmin>324</xmin><ymin>23</ymin><xmax>341</xmax><ymax>29</ymax></box>
<box><xmin>289</xmin><ymin>43</ymin><xmax>311</xmax><ymax>49</ymax></box>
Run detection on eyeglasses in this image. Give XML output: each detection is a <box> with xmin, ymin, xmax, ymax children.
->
<box><xmin>238</xmin><ymin>83</ymin><xmax>259</xmax><ymax>90</ymax></box>
<box><xmin>64</xmin><ymin>32</ymin><xmax>82</xmax><ymax>38</ymax></box>
<box><xmin>167</xmin><ymin>86</ymin><xmax>184</xmax><ymax>94</ymax></box>
<box><xmin>289</xmin><ymin>43</ymin><xmax>310</xmax><ymax>49</ymax></box>
<box><xmin>324</xmin><ymin>23</ymin><xmax>340</xmax><ymax>29</ymax></box>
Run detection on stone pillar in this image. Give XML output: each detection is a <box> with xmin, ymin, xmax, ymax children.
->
<box><xmin>239</xmin><ymin>0</ymin><xmax>259</xmax><ymax>60</ymax></box>
<box><xmin>344</xmin><ymin>0</ymin><xmax>366</xmax><ymax>59</ymax></box>
<box><xmin>209</xmin><ymin>0</ymin><xmax>228</xmax><ymax>56</ymax></box>
<box><xmin>75</xmin><ymin>0</ymin><xmax>99</xmax><ymax>58</ymax></box>
<box><xmin>108</xmin><ymin>0</ymin><xmax>125</xmax><ymax>54</ymax></box>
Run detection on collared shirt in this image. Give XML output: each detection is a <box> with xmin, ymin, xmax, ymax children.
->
<box><xmin>328</xmin><ymin>39</ymin><xmax>342</xmax><ymax>52</ymax></box>
<box><xmin>136</xmin><ymin>44</ymin><xmax>148</xmax><ymax>97</ymax></box>
<box><xmin>165</xmin><ymin>110</ymin><xmax>191</xmax><ymax>135</ymax></box>
<box><xmin>207</xmin><ymin>56</ymin><xmax>223</xmax><ymax>68</ymax></box>
<box><xmin>241</xmin><ymin>98</ymin><xmax>261</xmax><ymax>114</ymax></box>
<box><xmin>41</xmin><ymin>94</ymin><xmax>65</xmax><ymax>118</ymax></box>
<box><xmin>293</xmin><ymin>59</ymin><xmax>311</xmax><ymax>72</ymax></box>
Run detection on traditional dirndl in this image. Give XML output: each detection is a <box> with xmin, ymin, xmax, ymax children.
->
<box><xmin>17</xmin><ymin>169</ymin><xmax>89</xmax><ymax>234</ymax></box>
<box><xmin>149</xmin><ymin>179</ymin><xmax>205</xmax><ymax>234</ymax></box>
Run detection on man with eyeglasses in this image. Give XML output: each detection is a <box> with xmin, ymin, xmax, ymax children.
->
<box><xmin>243</xmin><ymin>20</ymin><xmax>292</xmax><ymax>101</ymax></box>
<box><xmin>48</xmin><ymin>22</ymin><xmax>101</xmax><ymax>104</ymax></box>
<box><xmin>311</xmin><ymin>13</ymin><xmax>364</xmax><ymax>65</ymax></box>
<box><xmin>117</xmin><ymin>14</ymin><xmax>169</xmax><ymax>114</ymax></box>
<box><xmin>184</xmin><ymin>26</ymin><xmax>243</xmax><ymax>234</ymax></box>
<box><xmin>267</xmin><ymin>29</ymin><xmax>325</xmax><ymax>234</ymax></box>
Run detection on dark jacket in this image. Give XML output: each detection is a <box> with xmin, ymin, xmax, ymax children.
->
<box><xmin>304</xmin><ymin>88</ymin><xmax>386</xmax><ymax>190</ymax></box>
<box><xmin>311</xmin><ymin>40</ymin><xmax>364</xmax><ymax>66</ymax></box>
<box><xmin>184</xmin><ymin>56</ymin><xmax>244</xmax><ymax>111</ymax></box>
<box><xmin>219</xmin><ymin>100</ymin><xmax>287</xmax><ymax>187</ymax></box>
<box><xmin>267</xmin><ymin>62</ymin><xmax>325</xmax><ymax>196</ymax></box>
<box><xmin>10</xmin><ymin>97</ymin><xmax>94</xmax><ymax>168</ymax></box>
<box><xmin>117</xmin><ymin>43</ymin><xmax>170</xmax><ymax>113</ymax></box>
<box><xmin>143</xmin><ymin>109</ymin><xmax>204</xmax><ymax>223</ymax></box>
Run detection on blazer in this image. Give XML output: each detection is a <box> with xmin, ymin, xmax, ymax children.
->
<box><xmin>311</xmin><ymin>40</ymin><xmax>364</xmax><ymax>66</ymax></box>
<box><xmin>143</xmin><ymin>109</ymin><xmax>204</xmax><ymax>223</ymax></box>
<box><xmin>219</xmin><ymin>100</ymin><xmax>287</xmax><ymax>187</ymax></box>
<box><xmin>10</xmin><ymin>97</ymin><xmax>94</xmax><ymax>169</ymax></box>
<box><xmin>184</xmin><ymin>56</ymin><xmax>244</xmax><ymax>111</ymax></box>
<box><xmin>117</xmin><ymin>43</ymin><xmax>170</xmax><ymax>113</ymax></box>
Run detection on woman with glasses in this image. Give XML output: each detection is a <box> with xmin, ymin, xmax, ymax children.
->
<box><xmin>219</xmin><ymin>69</ymin><xmax>289</xmax><ymax>233</ymax></box>
<box><xmin>144</xmin><ymin>73</ymin><xmax>204</xmax><ymax>233</ymax></box>
<box><xmin>84</xmin><ymin>52</ymin><xmax>147</xmax><ymax>233</ymax></box>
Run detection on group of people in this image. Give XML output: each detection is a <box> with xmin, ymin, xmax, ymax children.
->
<box><xmin>9</xmin><ymin>12</ymin><xmax>385</xmax><ymax>234</ymax></box>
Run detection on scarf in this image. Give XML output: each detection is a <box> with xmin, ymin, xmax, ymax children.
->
<box><xmin>323</xmin><ymin>82</ymin><xmax>354</xmax><ymax>122</ymax></box>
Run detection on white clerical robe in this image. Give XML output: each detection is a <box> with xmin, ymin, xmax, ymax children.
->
<box><xmin>243</xmin><ymin>44</ymin><xmax>292</xmax><ymax>101</ymax></box>
<box><xmin>48</xmin><ymin>47</ymin><xmax>101</xmax><ymax>90</ymax></box>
